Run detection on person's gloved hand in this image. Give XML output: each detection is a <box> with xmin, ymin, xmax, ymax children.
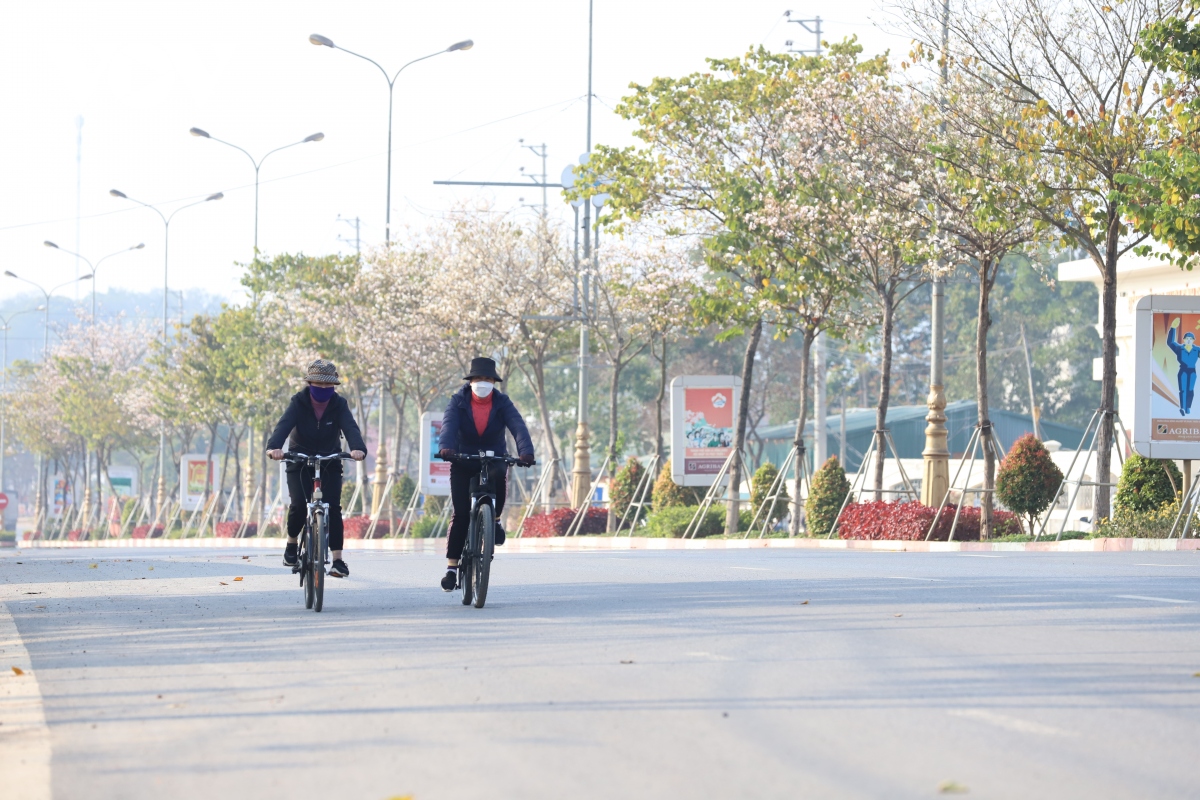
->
<box><xmin>438</xmin><ymin>449</ymin><xmax>456</xmax><ymax>461</ymax></box>
<box><xmin>518</xmin><ymin>453</ymin><xmax>536</xmax><ymax>466</ymax></box>
<box><xmin>350</xmin><ymin>450</ymin><xmax>366</xmax><ymax>461</ymax></box>
<box><xmin>267</xmin><ymin>449</ymin><xmax>284</xmax><ymax>461</ymax></box>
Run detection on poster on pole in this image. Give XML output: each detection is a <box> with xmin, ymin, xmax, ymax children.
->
<box><xmin>106</xmin><ymin>466</ymin><xmax>139</xmax><ymax>498</ymax></box>
<box><xmin>420</xmin><ymin>411</ymin><xmax>451</xmax><ymax>496</ymax></box>
<box><xmin>1133</xmin><ymin>295</ymin><xmax>1200</xmax><ymax>459</ymax></box>
<box><xmin>179</xmin><ymin>455</ymin><xmax>220</xmax><ymax>511</ymax></box>
<box><xmin>670</xmin><ymin>375</ymin><xmax>740</xmax><ymax>486</ymax></box>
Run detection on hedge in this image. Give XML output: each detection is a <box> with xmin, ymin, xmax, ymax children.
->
<box><xmin>837</xmin><ymin>500</ymin><xmax>1020</xmax><ymax>541</ymax></box>
<box><xmin>522</xmin><ymin>507</ymin><xmax>607</xmax><ymax>537</ymax></box>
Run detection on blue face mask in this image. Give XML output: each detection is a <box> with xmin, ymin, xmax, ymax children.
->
<box><xmin>309</xmin><ymin>385</ymin><xmax>336</xmax><ymax>402</ymax></box>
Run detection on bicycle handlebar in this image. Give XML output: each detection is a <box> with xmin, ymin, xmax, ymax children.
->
<box><xmin>438</xmin><ymin>452</ymin><xmax>536</xmax><ymax>467</ymax></box>
<box><xmin>280</xmin><ymin>452</ymin><xmax>354</xmax><ymax>463</ymax></box>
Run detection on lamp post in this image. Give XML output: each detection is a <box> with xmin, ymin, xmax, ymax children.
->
<box><xmin>108</xmin><ymin>189</ymin><xmax>223</xmax><ymax>511</ymax></box>
<box><xmin>0</xmin><ymin>305</ymin><xmax>45</xmax><ymax>493</ymax></box>
<box><xmin>308</xmin><ymin>33</ymin><xmax>473</xmax><ymax>245</ymax></box>
<box><xmin>43</xmin><ymin>241</ymin><xmax>144</xmax><ymax>324</ymax></box>
<box><xmin>188</xmin><ymin>128</ymin><xmax>324</xmax><ymax>254</ymax></box>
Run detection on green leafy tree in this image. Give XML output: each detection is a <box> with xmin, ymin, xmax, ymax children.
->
<box><xmin>1114</xmin><ymin>453</ymin><xmax>1182</xmax><ymax>514</ymax></box>
<box><xmin>392</xmin><ymin>473</ymin><xmax>416</xmax><ymax>510</ymax></box>
<box><xmin>806</xmin><ymin>456</ymin><xmax>851</xmax><ymax>538</ymax></box>
<box><xmin>652</xmin><ymin>459</ymin><xmax>698</xmax><ymax>510</ymax></box>
<box><xmin>609</xmin><ymin>457</ymin><xmax>647</xmax><ymax>526</ymax></box>
<box><xmin>749</xmin><ymin>461</ymin><xmax>790</xmax><ymax>526</ymax></box>
<box><xmin>995</xmin><ymin>434</ymin><xmax>1065</xmax><ymax>536</ymax></box>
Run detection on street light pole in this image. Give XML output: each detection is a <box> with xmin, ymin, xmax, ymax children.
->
<box><xmin>309</xmin><ymin>34</ymin><xmax>473</xmax><ymax>245</ymax></box>
<box><xmin>188</xmin><ymin>128</ymin><xmax>324</xmax><ymax>254</ymax></box>
<box><xmin>43</xmin><ymin>241</ymin><xmax>144</xmax><ymax>324</ymax></box>
<box><xmin>109</xmin><ymin>189</ymin><xmax>223</xmax><ymax>511</ymax></box>
<box><xmin>0</xmin><ymin>306</ymin><xmax>44</xmax><ymax>493</ymax></box>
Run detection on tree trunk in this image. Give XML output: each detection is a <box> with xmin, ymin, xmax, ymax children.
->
<box><xmin>977</xmin><ymin>267</ymin><xmax>995</xmax><ymax>541</ymax></box>
<box><xmin>873</xmin><ymin>290</ymin><xmax>896</xmax><ymax>502</ymax></box>
<box><xmin>202</xmin><ymin>422</ymin><xmax>217</xmax><ymax>512</ymax></box>
<box><xmin>789</xmin><ymin>328</ymin><xmax>816</xmax><ymax>537</ymax></box>
<box><xmin>654</xmin><ymin>336</ymin><xmax>668</xmax><ymax>474</ymax></box>
<box><xmin>726</xmin><ymin>318</ymin><xmax>763</xmax><ymax>537</ymax></box>
<box><xmin>606</xmin><ymin>357</ymin><xmax>625</xmax><ymax>533</ymax></box>
<box><xmin>1095</xmin><ymin>215</ymin><xmax>1120</xmax><ymax>527</ymax></box>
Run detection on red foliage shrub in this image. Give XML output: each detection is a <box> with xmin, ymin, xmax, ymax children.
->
<box><xmin>522</xmin><ymin>507</ymin><xmax>607</xmax><ymax>537</ymax></box>
<box><xmin>22</xmin><ymin>531</ymin><xmax>42</xmax><ymax>541</ymax></box>
<box><xmin>837</xmin><ymin>501</ymin><xmax>1020</xmax><ymax>541</ymax></box>
<box><xmin>215</xmin><ymin>521</ymin><xmax>258</xmax><ymax>538</ymax></box>
<box><xmin>66</xmin><ymin>529</ymin><xmax>86</xmax><ymax>542</ymax></box>
<box><xmin>132</xmin><ymin>524</ymin><xmax>165</xmax><ymax>539</ymax></box>
<box><xmin>342</xmin><ymin>515</ymin><xmax>390</xmax><ymax>539</ymax></box>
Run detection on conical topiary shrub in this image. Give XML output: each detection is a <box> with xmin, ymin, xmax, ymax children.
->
<box><xmin>1114</xmin><ymin>452</ymin><xmax>1182</xmax><ymax>514</ymax></box>
<box><xmin>995</xmin><ymin>434</ymin><xmax>1065</xmax><ymax>536</ymax></box>
<box><xmin>609</xmin><ymin>457</ymin><xmax>647</xmax><ymax>525</ymax></box>
<box><xmin>806</xmin><ymin>456</ymin><xmax>851</xmax><ymax>537</ymax></box>
<box><xmin>749</xmin><ymin>461</ymin><xmax>790</xmax><ymax>525</ymax></box>
<box><xmin>652</xmin><ymin>459</ymin><xmax>698</xmax><ymax>510</ymax></box>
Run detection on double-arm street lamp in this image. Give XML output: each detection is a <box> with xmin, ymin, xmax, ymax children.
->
<box><xmin>0</xmin><ymin>305</ymin><xmax>45</xmax><ymax>493</ymax></box>
<box><xmin>3</xmin><ymin>272</ymin><xmax>94</xmax><ymax>359</ymax></box>
<box><xmin>308</xmin><ymin>33</ymin><xmax>473</xmax><ymax>245</ymax></box>
<box><xmin>108</xmin><ymin>189</ymin><xmax>223</xmax><ymax>509</ymax></box>
<box><xmin>43</xmin><ymin>240</ymin><xmax>144</xmax><ymax>324</ymax></box>
<box><xmin>188</xmin><ymin>128</ymin><xmax>324</xmax><ymax>254</ymax></box>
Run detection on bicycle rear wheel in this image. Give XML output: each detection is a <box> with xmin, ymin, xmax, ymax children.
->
<box><xmin>461</xmin><ymin>514</ymin><xmax>476</xmax><ymax>606</ymax></box>
<box><xmin>472</xmin><ymin>503</ymin><xmax>494</xmax><ymax>608</ymax></box>
<box><xmin>312</xmin><ymin>509</ymin><xmax>326</xmax><ymax>613</ymax></box>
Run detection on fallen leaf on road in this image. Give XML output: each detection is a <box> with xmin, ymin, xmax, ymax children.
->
<box><xmin>34</xmin><ymin>606</ymin><xmax>45</xmax><ymax>609</ymax></box>
<box><xmin>148</xmin><ymin>567</ymin><xmax>154</xmax><ymax>571</ymax></box>
<box><xmin>895</xmin><ymin>614</ymin><xmax>903</xmax><ymax>617</ymax></box>
<box><xmin>799</xmin><ymin>600</ymin><xmax>809</xmax><ymax>605</ymax></box>
<box><xmin>938</xmin><ymin>780</ymin><xmax>969</xmax><ymax>794</ymax></box>
<box><xmin>242</xmin><ymin>556</ymin><xmax>250</xmax><ymax>560</ymax></box>
<box><xmin>156</xmin><ymin>694</ymin><xmax>163</xmax><ymax>699</ymax></box>
<box><xmin>234</xmin><ymin>577</ymin><xmax>243</xmax><ymax>582</ymax></box>
<box><xmin>11</xmin><ymin>666</ymin><xmax>24</xmax><ymax>676</ymax></box>
<box><xmin>88</xmin><ymin>564</ymin><xmax>98</xmax><ymax>569</ymax></box>
<box><xmin>620</xmin><ymin>660</ymin><xmax>634</xmax><ymax>664</ymax></box>
<box><xmin>1193</xmin><ymin>672</ymin><xmax>1200</xmax><ymax>677</ymax></box>
<box><xmin>219</xmin><ymin>582</ymin><xmax>228</xmax><ymax>586</ymax></box>
<box><xmin>385</xmin><ymin>795</ymin><xmax>414</xmax><ymax>800</ymax></box>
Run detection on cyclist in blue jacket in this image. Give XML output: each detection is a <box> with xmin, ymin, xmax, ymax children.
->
<box><xmin>436</xmin><ymin>357</ymin><xmax>535</xmax><ymax>591</ymax></box>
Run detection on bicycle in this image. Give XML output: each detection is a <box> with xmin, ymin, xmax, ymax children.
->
<box><xmin>282</xmin><ymin>451</ymin><xmax>351</xmax><ymax>612</ymax></box>
<box><xmin>439</xmin><ymin>451</ymin><xmax>535</xmax><ymax>608</ymax></box>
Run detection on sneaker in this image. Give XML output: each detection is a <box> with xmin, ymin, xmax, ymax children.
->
<box><xmin>495</xmin><ymin>523</ymin><xmax>506</xmax><ymax>547</ymax></box>
<box><xmin>329</xmin><ymin>559</ymin><xmax>349</xmax><ymax>578</ymax></box>
<box><xmin>283</xmin><ymin>542</ymin><xmax>298</xmax><ymax>568</ymax></box>
<box><xmin>440</xmin><ymin>568</ymin><xmax>458</xmax><ymax>592</ymax></box>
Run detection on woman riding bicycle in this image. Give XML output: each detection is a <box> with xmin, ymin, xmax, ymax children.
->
<box><xmin>266</xmin><ymin>359</ymin><xmax>367</xmax><ymax>579</ymax></box>
<box><xmin>437</xmin><ymin>357</ymin><xmax>535</xmax><ymax>591</ymax></box>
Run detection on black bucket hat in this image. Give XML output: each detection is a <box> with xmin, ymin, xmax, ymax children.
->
<box><xmin>464</xmin><ymin>357</ymin><xmax>503</xmax><ymax>382</ymax></box>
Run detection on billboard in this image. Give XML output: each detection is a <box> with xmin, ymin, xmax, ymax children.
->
<box><xmin>107</xmin><ymin>466</ymin><xmax>139</xmax><ymax>498</ymax></box>
<box><xmin>1132</xmin><ymin>295</ymin><xmax>1200</xmax><ymax>459</ymax></box>
<box><xmin>179</xmin><ymin>455</ymin><xmax>220</xmax><ymax>511</ymax></box>
<box><xmin>670</xmin><ymin>376</ymin><xmax>740</xmax><ymax>486</ymax></box>
<box><xmin>419</xmin><ymin>411</ymin><xmax>451</xmax><ymax>496</ymax></box>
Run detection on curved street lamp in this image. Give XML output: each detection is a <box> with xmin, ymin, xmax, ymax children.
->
<box><xmin>308</xmin><ymin>33</ymin><xmax>473</xmax><ymax>245</ymax></box>
<box><xmin>3</xmin><ymin>271</ymin><xmax>93</xmax><ymax>359</ymax></box>
<box><xmin>108</xmin><ymin>189</ymin><xmax>223</xmax><ymax>509</ymax></box>
<box><xmin>43</xmin><ymin>240</ymin><xmax>144</xmax><ymax>324</ymax></box>
<box><xmin>189</xmin><ymin>128</ymin><xmax>324</xmax><ymax>254</ymax></box>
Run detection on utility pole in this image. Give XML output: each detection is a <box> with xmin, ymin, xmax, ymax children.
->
<box><xmin>74</xmin><ymin>116</ymin><xmax>83</xmax><ymax>301</ymax></box>
<box><xmin>337</xmin><ymin>215</ymin><xmax>362</xmax><ymax>261</ymax></box>
<box><xmin>1020</xmin><ymin>323</ymin><xmax>1041</xmax><ymax>439</ymax></box>
<box><xmin>784</xmin><ymin>10</ymin><xmax>823</xmax><ymax>57</ymax></box>
<box><xmin>571</xmin><ymin>0</ymin><xmax>597</xmax><ymax>510</ymax></box>
<box><xmin>519</xmin><ymin>140</ymin><xmax>549</xmax><ymax>217</ymax></box>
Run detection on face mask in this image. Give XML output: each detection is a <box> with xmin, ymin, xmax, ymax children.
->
<box><xmin>309</xmin><ymin>385</ymin><xmax>336</xmax><ymax>402</ymax></box>
<box><xmin>471</xmin><ymin>381</ymin><xmax>494</xmax><ymax>398</ymax></box>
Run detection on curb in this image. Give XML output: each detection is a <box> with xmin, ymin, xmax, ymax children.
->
<box><xmin>15</xmin><ymin>535</ymin><xmax>1200</xmax><ymax>553</ymax></box>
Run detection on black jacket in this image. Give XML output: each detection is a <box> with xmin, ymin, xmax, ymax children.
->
<box><xmin>438</xmin><ymin>384</ymin><xmax>535</xmax><ymax>458</ymax></box>
<box><xmin>266</xmin><ymin>390</ymin><xmax>367</xmax><ymax>469</ymax></box>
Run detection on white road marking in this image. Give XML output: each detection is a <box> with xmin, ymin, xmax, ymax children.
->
<box><xmin>0</xmin><ymin>602</ymin><xmax>51</xmax><ymax>800</ymax></box>
<box><xmin>1114</xmin><ymin>595</ymin><xmax>1196</xmax><ymax>604</ymax></box>
<box><xmin>1134</xmin><ymin>563</ymin><xmax>1199</xmax><ymax>568</ymax></box>
<box><xmin>685</xmin><ymin>652</ymin><xmax>734</xmax><ymax>661</ymax></box>
<box><xmin>959</xmin><ymin>554</ymin><xmax>1005</xmax><ymax>558</ymax></box>
<box><xmin>888</xmin><ymin>576</ymin><xmax>945</xmax><ymax>581</ymax></box>
<box><xmin>949</xmin><ymin>709</ymin><xmax>1072</xmax><ymax>737</ymax></box>
<box><xmin>730</xmin><ymin>567</ymin><xmax>771</xmax><ymax>572</ymax></box>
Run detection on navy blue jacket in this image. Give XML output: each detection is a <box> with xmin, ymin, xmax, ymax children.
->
<box><xmin>266</xmin><ymin>390</ymin><xmax>367</xmax><ymax>470</ymax></box>
<box><xmin>439</xmin><ymin>384</ymin><xmax>535</xmax><ymax>458</ymax></box>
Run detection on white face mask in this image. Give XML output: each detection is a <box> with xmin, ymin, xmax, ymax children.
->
<box><xmin>471</xmin><ymin>381</ymin><xmax>494</xmax><ymax>398</ymax></box>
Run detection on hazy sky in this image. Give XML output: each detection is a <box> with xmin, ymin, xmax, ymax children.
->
<box><xmin>3</xmin><ymin>0</ymin><xmax>908</xmax><ymax>308</ymax></box>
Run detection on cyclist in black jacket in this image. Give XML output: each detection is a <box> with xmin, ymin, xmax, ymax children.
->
<box><xmin>267</xmin><ymin>359</ymin><xmax>367</xmax><ymax>578</ymax></box>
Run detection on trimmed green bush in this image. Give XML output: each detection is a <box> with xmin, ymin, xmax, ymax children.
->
<box><xmin>750</xmin><ymin>461</ymin><xmax>790</xmax><ymax>525</ymax></box>
<box><xmin>392</xmin><ymin>473</ymin><xmax>416</xmax><ymax>509</ymax></box>
<box><xmin>995</xmin><ymin>434</ymin><xmax>1065</xmax><ymax>536</ymax></box>
<box><xmin>806</xmin><ymin>456</ymin><xmax>851</xmax><ymax>537</ymax></box>
<box><xmin>411</xmin><ymin>514</ymin><xmax>444</xmax><ymax>538</ymax></box>
<box><xmin>610</xmin><ymin>457</ymin><xmax>647</xmax><ymax>523</ymax></box>
<box><xmin>642</xmin><ymin>505</ymin><xmax>752</xmax><ymax>538</ymax></box>
<box><xmin>1114</xmin><ymin>453</ymin><xmax>1181</xmax><ymax>514</ymax></box>
<box><xmin>652</xmin><ymin>460</ymin><xmax>699</xmax><ymax>510</ymax></box>
<box><xmin>1096</xmin><ymin>499</ymin><xmax>1195</xmax><ymax>539</ymax></box>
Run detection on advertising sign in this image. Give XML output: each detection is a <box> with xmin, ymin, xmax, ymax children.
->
<box><xmin>179</xmin><ymin>455</ymin><xmax>220</xmax><ymax>511</ymax></box>
<box><xmin>1133</xmin><ymin>295</ymin><xmax>1200</xmax><ymax>459</ymax></box>
<box><xmin>106</xmin><ymin>466</ymin><xmax>139</xmax><ymax>498</ymax></box>
<box><xmin>670</xmin><ymin>376</ymin><xmax>740</xmax><ymax>486</ymax></box>
<box><xmin>50</xmin><ymin>476</ymin><xmax>71</xmax><ymax>519</ymax></box>
<box><xmin>419</xmin><ymin>411</ymin><xmax>451</xmax><ymax>496</ymax></box>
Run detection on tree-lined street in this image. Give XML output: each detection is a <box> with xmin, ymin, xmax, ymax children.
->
<box><xmin>3</xmin><ymin>546</ymin><xmax>1198</xmax><ymax>798</ymax></box>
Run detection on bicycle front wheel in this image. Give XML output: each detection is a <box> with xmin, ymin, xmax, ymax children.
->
<box><xmin>312</xmin><ymin>508</ymin><xmax>326</xmax><ymax>613</ymax></box>
<box><xmin>303</xmin><ymin>522</ymin><xmax>314</xmax><ymax>610</ymax></box>
<box><xmin>461</xmin><ymin>513</ymin><xmax>475</xmax><ymax>607</ymax></box>
<box><xmin>472</xmin><ymin>503</ymin><xmax>494</xmax><ymax>608</ymax></box>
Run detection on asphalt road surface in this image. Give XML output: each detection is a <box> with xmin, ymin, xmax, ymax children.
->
<box><xmin>1</xmin><ymin>546</ymin><xmax>1198</xmax><ymax>799</ymax></box>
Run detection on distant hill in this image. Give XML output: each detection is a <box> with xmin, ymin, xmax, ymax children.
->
<box><xmin>0</xmin><ymin>287</ymin><xmax>229</xmax><ymax>365</ymax></box>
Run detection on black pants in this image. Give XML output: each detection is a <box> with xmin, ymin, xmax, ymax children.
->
<box><xmin>286</xmin><ymin>462</ymin><xmax>344</xmax><ymax>551</ymax></box>
<box><xmin>447</xmin><ymin>463</ymin><xmax>507</xmax><ymax>561</ymax></box>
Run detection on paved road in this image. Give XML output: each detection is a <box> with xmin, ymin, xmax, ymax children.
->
<box><xmin>1</xmin><ymin>546</ymin><xmax>1198</xmax><ymax>799</ymax></box>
